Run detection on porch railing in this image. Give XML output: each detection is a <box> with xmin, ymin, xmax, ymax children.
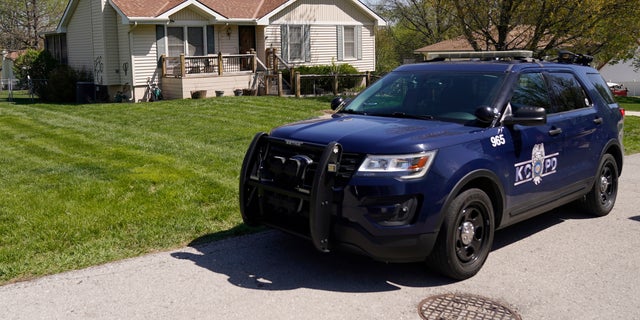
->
<box><xmin>161</xmin><ymin>53</ymin><xmax>258</xmax><ymax>78</ymax></box>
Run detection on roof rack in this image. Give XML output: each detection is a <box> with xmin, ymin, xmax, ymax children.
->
<box><xmin>425</xmin><ymin>50</ymin><xmax>534</xmax><ymax>61</ymax></box>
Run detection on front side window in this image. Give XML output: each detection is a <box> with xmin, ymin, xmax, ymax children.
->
<box><xmin>511</xmin><ymin>73</ymin><xmax>552</xmax><ymax>111</ymax></box>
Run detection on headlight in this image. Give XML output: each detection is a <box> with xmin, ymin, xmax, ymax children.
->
<box><xmin>356</xmin><ymin>151</ymin><xmax>437</xmax><ymax>179</ymax></box>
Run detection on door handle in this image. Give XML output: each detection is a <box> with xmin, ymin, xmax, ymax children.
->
<box><xmin>548</xmin><ymin>127</ymin><xmax>562</xmax><ymax>136</ymax></box>
<box><xmin>593</xmin><ymin>117</ymin><xmax>603</xmax><ymax>124</ymax></box>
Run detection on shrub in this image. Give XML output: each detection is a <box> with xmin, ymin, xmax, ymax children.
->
<box><xmin>45</xmin><ymin>66</ymin><xmax>92</xmax><ymax>103</ymax></box>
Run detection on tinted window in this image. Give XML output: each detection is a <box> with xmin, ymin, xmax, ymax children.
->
<box><xmin>511</xmin><ymin>73</ymin><xmax>552</xmax><ymax>111</ymax></box>
<box><xmin>547</xmin><ymin>73</ymin><xmax>590</xmax><ymax>113</ymax></box>
<box><xmin>587</xmin><ymin>73</ymin><xmax>616</xmax><ymax>104</ymax></box>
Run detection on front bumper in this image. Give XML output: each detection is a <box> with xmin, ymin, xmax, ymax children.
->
<box><xmin>239</xmin><ymin>132</ymin><xmax>439</xmax><ymax>261</ymax></box>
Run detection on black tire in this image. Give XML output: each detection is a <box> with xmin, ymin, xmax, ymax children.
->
<box><xmin>427</xmin><ymin>188</ymin><xmax>495</xmax><ymax>280</ymax></box>
<box><xmin>582</xmin><ymin>154</ymin><xmax>618</xmax><ymax>217</ymax></box>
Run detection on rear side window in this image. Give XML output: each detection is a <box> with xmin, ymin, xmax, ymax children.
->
<box><xmin>587</xmin><ymin>73</ymin><xmax>616</xmax><ymax>104</ymax></box>
<box><xmin>547</xmin><ymin>72</ymin><xmax>590</xmax><ymax>113</ymax></box>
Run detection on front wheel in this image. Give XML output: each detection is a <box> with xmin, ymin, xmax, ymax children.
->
<box><xmin>427</xmin><ymin>188</ymin><xmax>495</xmax><ymax>280</ymax></box>
<box><xmin>581</xmin><ymin>154</ymin><xmax>618</xmax><ymax>217</ymax></box>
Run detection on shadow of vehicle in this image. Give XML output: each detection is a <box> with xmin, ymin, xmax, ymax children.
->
<box><xmin>171</xmin><ymin>204</ymin><xmax>597</xmax><ymax>292</ymax></box>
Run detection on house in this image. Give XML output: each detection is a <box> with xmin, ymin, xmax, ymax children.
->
<box><xmin>1</xmin><ymin>50</ymin><xmax>19</xmax><ymax>91</ymax></box>
<box><xmin>46</xmin><ymin>0</ymin><xmax>386</xmax><ymax>101</ymax></box>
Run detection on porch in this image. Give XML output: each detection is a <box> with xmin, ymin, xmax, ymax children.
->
<box><xmin>159</xmin><ymin>51</ymin><xmax>285</xmax><ymax>99</ymax></box>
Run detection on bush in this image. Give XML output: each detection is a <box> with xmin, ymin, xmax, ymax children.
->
<box><xmin>45</xmin><ymin>66</ymin><xmax>92</xmax><ymax>103</ymax></box>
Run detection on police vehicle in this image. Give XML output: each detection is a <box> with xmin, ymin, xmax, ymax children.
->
<box><xmin>239</xmin><ymin>50</ymin><xmax>624</xmax><ymax>280</ymax></box>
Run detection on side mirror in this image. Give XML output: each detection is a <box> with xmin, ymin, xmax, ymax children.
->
<box><xmin>474</xmin><ymin>105</ymin><xmax>499</xmax><ymax>123</ymax></box>
<box><xmin>331</xmin><ymin>97</ymin><xmax>344</xmax><ymax>110</ymax></box>
<box><xmin>503</xmin><ymin>106</ymin><xmax>547</xmax><ymax>126</ymax></box>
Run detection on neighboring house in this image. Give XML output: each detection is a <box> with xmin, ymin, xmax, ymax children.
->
<box><xmin>1</xmin><ymin>50</ymin><xmax>19</xmax><ymax>91</ymax></box>
<box><xmin>46</xmin><ymin>0</ymin><xmax>386</xmax><ymax>101</ymax></box>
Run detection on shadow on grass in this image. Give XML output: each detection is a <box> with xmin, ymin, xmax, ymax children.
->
<box><xmin>172</xmin><ymin>205</ymin><xmax>596</xmax><ymax>293</ymax></box>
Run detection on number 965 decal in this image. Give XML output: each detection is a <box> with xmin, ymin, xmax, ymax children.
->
<box><xmin>490</xmin><ymin>134</ymin><xmax>506</xmax><ymax>147</ymax></box>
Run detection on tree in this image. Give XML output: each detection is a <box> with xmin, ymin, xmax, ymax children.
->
<box><xmin>0</xmin><ymin>0</ymin><xmax>67</xmax><ymax>50</ymax></box>
<box><xmin>372</xmin><ymin>0</ymin><xmax>640</xmax><ymax>66</ymax></box>
<box><xmin>451</xmin><ymin>0</ymin><xmax>640</xmax><ymax>61</ymax></box>
<box><xmin>370</xmin><ymin>0</ymin><xmax>460</xmax><ymax>69</ymax></box>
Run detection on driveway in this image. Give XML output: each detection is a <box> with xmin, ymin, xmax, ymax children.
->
<box><xmin>2</xmin><ymin>154</ymin><xmax>640</xmax><ymax>320</ymax></box>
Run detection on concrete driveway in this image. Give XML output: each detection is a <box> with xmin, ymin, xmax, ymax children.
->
<box><xmin>2</xmin><ymin>154</ymin><xmax>640</xmax><ymax>320</ymax></box>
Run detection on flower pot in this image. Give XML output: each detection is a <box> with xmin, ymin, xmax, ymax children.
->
<box><xmin>234</xmin><ymin>89</ymin><xmax>243</xmax><ymax>96</ymax></box>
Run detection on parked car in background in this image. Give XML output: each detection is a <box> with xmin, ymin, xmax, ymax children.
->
<box><xmin>608</xmin><ymin>82</ymin><xmax>628</xmax><ymax>96</ymax></box>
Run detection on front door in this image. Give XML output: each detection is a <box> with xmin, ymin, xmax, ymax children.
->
<box><xmin>239</xmin><ymin>26</ymin><xmax>256</xmax><ymax>54</ymax></box>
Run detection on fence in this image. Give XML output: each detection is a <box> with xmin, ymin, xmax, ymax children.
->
<box><xmin>162</xmin><ymin>53</ymin><xmax>257</xmax><ymax>78</ymax></box>
<box><xmin>291</xmin><ymin>72</ymin><xmax>377</xmax><ymax>97</ymax></box>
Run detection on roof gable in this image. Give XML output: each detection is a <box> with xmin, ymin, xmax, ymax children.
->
<box><xmin>57</xmin><ymin>0</ymin><xmax>385</xmax><ymax>29</ymax></box>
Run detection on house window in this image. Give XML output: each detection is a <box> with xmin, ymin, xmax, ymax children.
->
<box><xmin>167</xmin><ymin>27</ymin><xmax>185</xmax><ymax>56</ymax></box>
<box><xmin>164</xmin><ymin>26</ymin><xmax>206</xmax><ymax>57</ymax></box>
<box><xmin>281</xmin><ymin>25</ymin><xmax>310</xmax><ymax>62</ymax></box>
<box><xmin>337</xmin><ymin>25</ymin><xmax>362</xmax><ymax>61</ymax></box>
<box><xmin>343</xmin><ymin>26</ymin><xmax>356</xmax><ymax>59</ymax></box>
<box><xmin>289</xmin><ymin>25</ymin><xmax>304</xmax><ymax>61</ymax></box>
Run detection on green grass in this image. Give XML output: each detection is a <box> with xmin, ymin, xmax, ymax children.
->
<box><xmin>0</xmin><ymin>91</ymin><xmax>329</xmax><ymax>284</ymax></box>
<box><xmin>0</xmin><ymin>90</ymin><xmax>638</xmax><ymax>285</ymax></box>
<box><xmin>616</xmin><ymin>96</ymin><xmax>640</xmax><ymax>111</ymax></box>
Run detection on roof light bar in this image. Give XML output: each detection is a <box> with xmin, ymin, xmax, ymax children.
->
<box><xmin>426</xmin><ymin>50</ymin><xmax>533</xmax><ymax>61</ymax></box>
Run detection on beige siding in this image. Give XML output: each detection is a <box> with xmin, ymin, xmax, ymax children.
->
<box><xmin>169</xmin><ymin>7</ymin><xmax>208</xmax><ymax>21</ymax></box>
<box><xmin>102</xmin><ymin>4</ymin><xmax>120</xmax><ymax>86</ymax></box>
<box><xmin>271</xmin><ymin>0</ymin><xmax>373</xmax><ymax>25</ymax></box>
<box><xmin>161</xmin><ymin>74</ymin><xmax>253</xmax><ymax>99</ymax></box>
<box><xmin>66</xmin><ymin>0</ymin><xmax>93</xmax><ymax>71</ymax></box>
<box><xmin>130</xmin><ymin>25</ymin><xmax>161</xmax><ymax>90</ymax></box>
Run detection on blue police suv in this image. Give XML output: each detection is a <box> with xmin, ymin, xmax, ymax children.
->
<box><xmin>239</xmin><ymin>51</ymin><xmax>624</xmax><ymax>280</ymax></box>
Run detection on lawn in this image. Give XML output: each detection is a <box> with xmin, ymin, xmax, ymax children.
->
<box><xmin>0</xmin><ymin>91</ymin><xmax>638</xmax><ymax>285</ymax></box>
<box><xmin>0</xmin><ymin>92</ymin><xmax>329</xmax><ymax>284</ymax></box>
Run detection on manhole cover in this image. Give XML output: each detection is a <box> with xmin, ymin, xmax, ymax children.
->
<box><xmin>418</xmin><ymin>293</ymin><xmax>521</xmax><ymax>320</ymax></box>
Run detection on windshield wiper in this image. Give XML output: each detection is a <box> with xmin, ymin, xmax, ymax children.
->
<box><xmin>370</xmin><ymin>112</ymin><xmax>434</xmax><ymax>120</ymax></box>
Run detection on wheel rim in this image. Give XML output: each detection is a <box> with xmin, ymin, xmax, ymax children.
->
<box><xmin>598</xmin><ymin>162</ymin><xmax>616</xmax><ymax>207</ymax></box>
<box><xmin>455</xmin><ymin>203</ymin><xmax>489</xmax><ymax>263</ymax></box>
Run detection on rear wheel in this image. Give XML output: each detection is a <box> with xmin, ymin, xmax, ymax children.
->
<box><xmin>427</xmin><ymin>188</ymin><xmax>495</xmax><ymax>280</ymax></box>
<box><xmin>582</xmin><ymin>154</ymin><xmax>618</xmax><ymax>217</ymax></box>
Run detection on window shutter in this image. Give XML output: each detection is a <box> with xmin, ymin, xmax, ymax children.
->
<box><xmin>207</xmin><ymin>25</ymin><xmax>215</xmax><ymax>54</ymax></box>
<box><xmin>304</xmin><ymin>25</ymin><xmax>311</xmax><ymax>62</ymax></box>
<box><xmin>156</xmin><ymin>25</ymin><xmax>166</xmax><ymax>67</ymax></box>
<box><xmin>280</xmin><ymin>25</ymin><xmax>288</xmax><ymax>62</ymax></box>
<box><xmin>356</xmin><ymin>25</ymin><xmax>362</xmax><ymax>60</ymax></box>
<box><xmin>336</xmin><ymin>26</ymin><xmax>344</xmax><ymax>61</ymax></box>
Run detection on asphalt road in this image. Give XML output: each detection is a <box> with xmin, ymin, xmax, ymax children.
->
<box><xmin>2</xmin><ymin>154</ymin><xmax>640</xmax><ymax>320</ymax></box>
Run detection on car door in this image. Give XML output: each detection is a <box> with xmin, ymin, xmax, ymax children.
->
<box><xmin>502</xmin><ymin>71</ymin><xmax>567</xmax><ymax>217</ymax></box>
<box><xmin>544</xmin><ymin>71</ymin><xmax>601</xmax><ymax>192</ymax></box>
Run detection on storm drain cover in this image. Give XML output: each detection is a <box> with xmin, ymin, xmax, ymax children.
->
<box><xmin>418</xmin><ymin>293</ymin><xmax>521</xmax><ymax>320</ymax></box>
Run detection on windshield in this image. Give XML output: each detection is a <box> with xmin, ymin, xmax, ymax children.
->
<box><xmin>343</xmin><ymin>70</ymin><xmax>506</xmax><ymax>123</ymax></box>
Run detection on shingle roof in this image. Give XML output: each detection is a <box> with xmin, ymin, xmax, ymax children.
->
<box><xmin>110</xmin><ymin>0</ymin><xmax>288</xmax><ymax>19</ymax></box>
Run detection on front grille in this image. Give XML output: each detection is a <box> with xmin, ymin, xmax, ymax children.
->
<box><xmin>261</xmin><ymin>140</ymin><xmax>362</xmax><ymax>190</ymax></box>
